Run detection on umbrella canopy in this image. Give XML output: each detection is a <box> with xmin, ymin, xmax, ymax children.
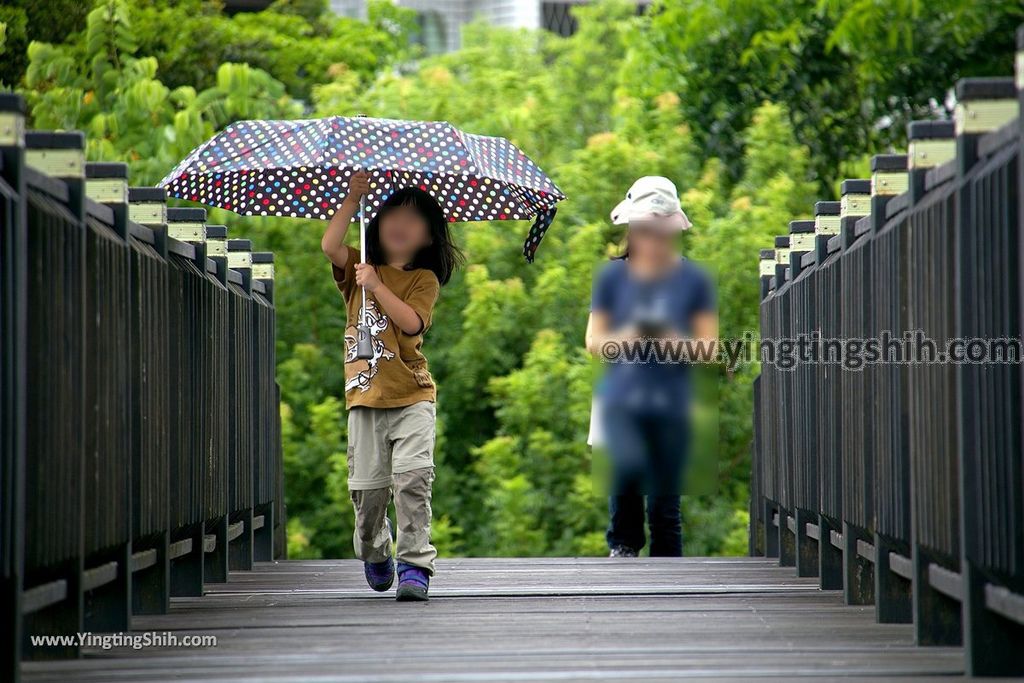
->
<box><xmin>159</xmin><ymin>116</ymin><xmax>565</xmax><ymax>261</ymax></box>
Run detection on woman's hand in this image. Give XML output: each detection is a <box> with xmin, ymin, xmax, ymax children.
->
<box><xmin>343</xmin><ymin>171</ymin><xmax>370</xmax><ymax>207</ymax></box>
<box><xmin>354</xmin><ymin>263</ymin><xmax>382</xmax><ymax>292</ymax></box>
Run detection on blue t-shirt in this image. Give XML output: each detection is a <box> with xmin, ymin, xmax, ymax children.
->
<box><xmin>591</xmin><ymin>257</ymin><xmax>716</xmax><ymax>413</ymax></box>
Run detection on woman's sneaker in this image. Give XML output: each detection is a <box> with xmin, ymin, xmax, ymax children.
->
<box><xmin>395</xmin><ymin>562</ymin><xmax>430</xmax><ymax>601</ymax></box>
<box><xmin>609</xmin><ymin>545</ymin><xmax>638</xmax><ymax>558</ymax></box>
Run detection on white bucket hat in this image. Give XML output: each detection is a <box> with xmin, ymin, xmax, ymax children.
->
<box><xmin>610</xmin><ymin>176</ymin><xmax>691</xmax><ymax>231</ymax></box>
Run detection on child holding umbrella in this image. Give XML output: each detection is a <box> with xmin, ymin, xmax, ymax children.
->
<box><xmin>321</xmin><ymin>170</ymin><xmax>463</xmax><ymax>600</ymax></box>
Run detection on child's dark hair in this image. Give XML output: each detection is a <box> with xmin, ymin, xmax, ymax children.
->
<box><xmin>365</xmin><ymin>187</ymin><xmax>464</xmax><ymax>285</ymax></box>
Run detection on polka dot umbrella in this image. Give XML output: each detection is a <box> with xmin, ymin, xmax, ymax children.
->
<box><xmin>158</xmin><ymin>116</ymin><xmax>566</xmax><ymax>263</ymax></box>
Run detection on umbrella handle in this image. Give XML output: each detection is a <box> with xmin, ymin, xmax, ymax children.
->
<box><xmin>355</xmin><ymin>190</ymin><xmax>374</xmax><ymax>360</ymax></box>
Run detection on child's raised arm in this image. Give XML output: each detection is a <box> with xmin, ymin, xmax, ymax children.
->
<box><xmin>321</xmin><ymin>170</ymin><xmax>370</xmax><ymax>268</ymax></box>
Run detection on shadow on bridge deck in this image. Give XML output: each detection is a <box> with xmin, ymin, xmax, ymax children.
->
<box><xmin>22</xmin><ymin>557</ymin><xmax>967</xmax><ymax>682</ymax></box>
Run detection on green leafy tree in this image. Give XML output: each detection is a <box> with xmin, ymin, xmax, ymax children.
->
<box><xmin>13</xmin><ymin>0</ymin><xmax>1021</xmax><ymax>559</ymax></box>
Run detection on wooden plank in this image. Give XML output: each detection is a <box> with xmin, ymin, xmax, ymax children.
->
<box><xmin>984</xmin><ymin>583</ymin><xmax>1024</xmax><ymax>625</ymax></box>
<box><xmin>168</xmin><ymin>538</ymin><xmax>193</xmax><ymax>561</ymax></box>
<box><xmin>253</xmin><ymin>515</ymin><xmax>265</xmax><ymax>531</ymax></box>
<box><xmin>805</xmin><ymin>522</ymin><xmax>820</xmax><ymax>541</ymax></box>
<box><xmin>928</xmin><ymin>563</ymin><xmax>963</xmax><ymax>602</ymax></box>
<box><xmin>203</xmin><ymin>534</ymin><xmax>217</xmax><ymax>553</ymax></box>
<box><xmin>21</xmin><ymin>579</ymin><xmax>67</xmax><ymax>614</ymax></box>
<box><xmin>786</xmin><ymin>516</ymin><xmax>796</xmax><ymax>534</ymax></box>
<box><xmin>82</xmin><ymin>561</ymin><xmax>118</xmax><ymax>592</ymax></box>
<box><xmin>131</xmin><ymin>549</ymin><xmax>157</xmax><ymax>573</ymax></box>
<box><xmin>20</xmin><ymin>557</ymin><xmax>967</xmax><ymax>682</ymax></box>
<box><xmin>888</xmin><ymin>552</ymin><xmax>913</xmax><ymax>581</ymax></box>
<box><xmin>227</xmin><ymin>522</ymin><xmax>244</xmax><ymax>542</ymax></box>
<box><xmin>830</xmin><ymin>529</ymin><xmax>844</xmax><ymax>549</ymax></box>
<box><xmin>856</xmin><ymin>539</ymin><xmax>876</xmax><ymax>564</ymax></box>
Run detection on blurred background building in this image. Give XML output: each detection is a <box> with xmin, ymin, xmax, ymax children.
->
<box><xmin>326</xmin><ymin>1</ymin><xmax>651</xmax><ymax>53</ymax></box>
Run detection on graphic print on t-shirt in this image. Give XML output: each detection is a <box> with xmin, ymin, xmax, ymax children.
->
<box><xmin>345</xmin><ymin>300</ymin><xmax>395</xmax><ymax>393</ymax></box>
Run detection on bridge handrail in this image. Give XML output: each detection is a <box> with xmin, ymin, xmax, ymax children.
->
<box><xmin>0</xmin><ymin>93</ymin><xmax>284</xmax><ymax>681</ymax></box>
<box><xmin>750</xmin><ymin>27</ymin><xmax>1024</xmax><ymax>678</ymax></box>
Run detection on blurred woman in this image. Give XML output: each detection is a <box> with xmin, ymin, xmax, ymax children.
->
<box><xmin>585</xmin><ymin>176</ymin><xmax>718</xmax><ymax>557</ymax></box>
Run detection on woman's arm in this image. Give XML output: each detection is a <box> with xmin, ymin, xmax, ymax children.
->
<box><xmin>585</xmin><ymin>311</ymin><xmax>606</xmax><ymax>356</ymax></box>
<box><xmin>585</xmin><ymin>311</ymin><xmax>639</xmax><ymax>358</ymax></box>
<box><xmin>689</xmin><ymin>312</ymin><xmax>719</xmax><ymax>363</ymax></box>
<box><xmin>321</xmin><ymin>171</ymin><xmax>369</xmax><ymax>268</ymax></box>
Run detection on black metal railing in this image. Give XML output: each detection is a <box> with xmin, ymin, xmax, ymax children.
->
<box><xmin>0</xmin><ymin>94</ymin><xmax>284</xmax><ymax>682</ymax></box>
<box><xmin>750</xmin><ymin>28</ymin><xmax>1024</xmax><ymax>678</ymax></box>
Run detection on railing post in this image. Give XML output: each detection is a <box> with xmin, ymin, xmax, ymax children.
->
<box><xmin>753</xmin><ymin>245</ymin><xmax>774</xmax><ymax>561</ymax></box>
<box><xmin>0</xmin><ymin>92</ymin><xmax>27</xmax><ymax>683</ymax></box>
<box><xmin>907</xmin><ymin>122</ymin><xmax>956</xmax><ymax>202</ymax></box>
<box><xmin>82</xmin><ymin>161</ymin><xmax>133</xmax><ymax>635</ymax></box>
<box><xmin>251</xmin><ymin>252</ymin><xmax>276</xmax><ymax>563</ymax></box>
<box><xmin>772</xmin><ymin>235</ymin><xmax>796</xmax><ymax>568</ymax></box>
<box><xmin>759</xmin><ymin>249</ymin><xmax>775</xmax><ymax>301</ymax></box>
<box><xmin>954</xmin><ymin>74</ymin><xmax>1023</xmax><ymax>676</ymax></box>
<box><xmin>788</xmin><ymin>220</ymin><xmax>819</xmax><ymax>578</ymax></box>
<box><xmin>774</xmin><ymin>235</ymin><xmax>789</xmax><ymax>287</ymax></box>
<box><xmin>203</xmin><ymin>224</ymin><xmax>231</xmax><ymax>584</ymax></box>
<box><xmin>228</xmin><ymin>239</ymin><xmax>255</xmax><ymax>572</ymax></box>
<box><xmin>903</xmin><ymin>118</ymin><xmax>961</xmax><ymax>647</ymax></box>
<box><xmin>839</xmin><ymin>180</ymin><xmax>870</xmax><ymax>248</ymax></box>
<box><xmin>86</xmin><ymin>162</ymin><xmax>129</xmax><ymax>238</ymax></box>
<box><xmin>252</xmin><ymin>252</ymin><xmax>275</xmax><ymax>304</ymax></box>
<box><xmin>813</xmin><ymin>201</ymin><xmax>843</xmax><ymax>591</ymax></box>
<box><xmin>124</xmin><ymin>185</ymin><xmax>172</xmax><ymax>614</ymax></box>
<box><xmin>813</xmin><ymin>201</ymin><xmax>840</xmax><ymax>259</ymax></box>
<box><xmin>160</xmin><ymin>203</ymin><xmax>208</xmax><ymax>599</ymax></box>
<box><xmin>22</xmin><ymin>130</ymin><xmax>88</xmax><ymax>659</ymax></box>
<box><xmin>868</xmin><ymin>154</ymin><xmax>914</xmax><ymax>625</ymax></box>
<box><xmin>128</xmin><ymin>188</ymin><xmax>186</xmax><ymax>610</ymax></box>
<box><xmin>838</xmin><ymin>179</ymin><xmax>875</xmax><ymax>607</ymax></box>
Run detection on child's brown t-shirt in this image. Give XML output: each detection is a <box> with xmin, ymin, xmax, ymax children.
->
<box><xmin>333</xmin><ymin>246</ymin><xmax>440</xmax><ymax>409</ymax></box>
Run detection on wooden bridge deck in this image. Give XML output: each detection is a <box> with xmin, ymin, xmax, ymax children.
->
<box><xmin>23</xmin><ymin>557</ymin><xmax>969</xmax><ymax>682</ymax></box>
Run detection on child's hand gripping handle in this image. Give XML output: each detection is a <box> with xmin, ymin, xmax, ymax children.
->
<box><xmin>356</xmin><ymin>189</ymin><xmax>374</xmax><ymax>360</ymax></box>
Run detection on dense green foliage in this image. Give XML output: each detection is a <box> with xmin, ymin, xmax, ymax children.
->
<box><xmin>9</xmin><ymin>0</ymin><xmax>1020</xmax><ymax>558</ymax></box>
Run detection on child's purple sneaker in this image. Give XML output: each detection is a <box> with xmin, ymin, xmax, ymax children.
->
<box><xmin>395</xmin><ymin>562</ymin><xmax>430</xmax><ymax>602</ymax></box>
<box><xmin>364</xmin><ymin>556</ymin><xmax>395</xmax><ymax>592</ymax></box>
<box><xmin>364</xmin><ymin>518</ymin><xmax>395</xmax><ymax>592</ymax></box>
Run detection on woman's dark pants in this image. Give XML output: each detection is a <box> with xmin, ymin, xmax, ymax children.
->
<box><xmin>603</xmin><ymin>406</ymin><xmax>688</xmax><ymax>557</ymax></box>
